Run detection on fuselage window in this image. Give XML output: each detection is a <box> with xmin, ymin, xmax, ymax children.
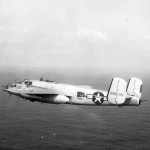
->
<box><xmin>77</xmin><ymin>91</ymin><xmax>85</xmax><ymax>98</ymax></box>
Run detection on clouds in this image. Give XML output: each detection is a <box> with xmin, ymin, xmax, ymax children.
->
<box><xmin>0</xmin><ymin>0</ymin><xmax>150</xmax><ymax>73</ymax></box>
<box><xmin>144</xmin><ymin>35</ymin><xmax>150</xmax><ymax>40</ymax></box>
<box><xmin>76</xmin><ymin>28</ymin><xmax>107</xmax><ymax>40</ymax></box>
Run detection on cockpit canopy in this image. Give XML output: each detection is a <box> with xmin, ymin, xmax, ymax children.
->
<box><xmin>23</xmin><ymin>79</ymin><xmax>32</xmax><ymax>86</ymax></box>
<box><xmin>40</xmin><ymin>77</ymin><xmax>55</xmax><ymax>83</ymax></box>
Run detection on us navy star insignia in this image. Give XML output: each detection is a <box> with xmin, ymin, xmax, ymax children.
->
<box><xmin>92</xmin><ymin>92</ymin><xmax>104</xmax><ymax>104</ymax></box>
<box><xmin>94</xmin><ymin>92</ymin><xmax>103</xmax><ymax>103</ymax></box>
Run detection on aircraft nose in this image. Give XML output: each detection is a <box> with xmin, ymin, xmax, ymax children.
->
<box><xmin>2</xmin><ymin>84</ymin><xmax>9</xmax><ymax>91</ymax></box>
<box><xmin>2</xmin><ymin>83</ymin><xmax>10</xmax><ymax>92</ymax></box>
<box><xmin>5</xmin><ymin>83</ymin><xmax>11</xmax><ymax>89</ymax></box>
<box><xmin>2</xmin><ymin>82</ymin><xmax>16</xmax><ymax>92</ymax></box>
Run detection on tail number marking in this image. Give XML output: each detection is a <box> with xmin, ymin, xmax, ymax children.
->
<box><xmin>109</xmin><ymin>92</ymin><xmax>123</xmax><ymax>97</ymax></box>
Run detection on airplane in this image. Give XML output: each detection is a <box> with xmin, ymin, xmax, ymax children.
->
<box><xmin>3</xmin><ymin>77</ymin><xmax>144</xmax><ymax>107</ymax></box>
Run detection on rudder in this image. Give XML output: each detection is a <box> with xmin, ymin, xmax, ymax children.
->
<box><xmin>107</xmin><ymin>77</ymin><xmax>127</xmax><ymax>105</ymax></box>
<box><xmin>126</xmin><ymin>77</ymin><xmax>142</xmax><ymax>99</ymax></box>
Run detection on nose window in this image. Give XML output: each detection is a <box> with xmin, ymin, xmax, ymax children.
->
<box><xmin>8</xmin><ymin>83</ymin><xmax>16</xmax><ymax>87</ymax></box>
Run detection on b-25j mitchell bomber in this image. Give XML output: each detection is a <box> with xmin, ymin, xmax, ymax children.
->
<box><xmin>3</xmin><ymin>77</ymin><xmax>143</xmax><ymax>107</ymax></box>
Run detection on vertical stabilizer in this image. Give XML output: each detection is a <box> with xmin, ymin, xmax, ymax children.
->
<box><xmin>126</xmin><ymin>77</ymin><xmax>142</xmax><ymax>99</ymax></box>
<box><xmin>107</xmin><ymin>77</ymin><xmax>127</xmax><ymax>105</ymax></box>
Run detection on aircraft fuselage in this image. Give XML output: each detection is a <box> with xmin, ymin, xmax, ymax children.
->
<box><xmin>3</xmin><ymin>77</ymin><xmax>143</xmax><ymax>106</ymax></box>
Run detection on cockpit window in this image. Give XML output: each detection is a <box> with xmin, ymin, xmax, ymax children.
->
<box><xmin>28</xmin><ymin>81</ymin><xmax>32</xmax><ymax>86</ymax></box>
<box><xmin>24</xmin><ymin>81</ymin><xmax>28</xmax><ymax>84</ymax></box>
<box><xmin>23</xmin><ymin>80</ymin><xmax>32</xmax><ymax>86</ymax></box>
<box><xmin>24</xmin><ymin>79</ymin><xmax>29</xmax><ymax>84</ymax></box>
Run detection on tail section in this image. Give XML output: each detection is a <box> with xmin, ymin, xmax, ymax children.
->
<box><xmin>107</xmin><ymin>77</ymin><xmax>127</xmax><ymax>105</ymax></box>
<box><xmin>107</xmin><ymin>77</ymin><xmax>143</xmax><ymax>106</ymax></box>
<box><xmin>126</xmin><ymin>77</ymin><xmax>142</xmax><ymax>100</ymax></box>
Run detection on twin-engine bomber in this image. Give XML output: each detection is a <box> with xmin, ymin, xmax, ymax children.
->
<box><xmin>3</xmin><ymin>77</ymin><xmax>144</xmax><ymax>106</ymax></box>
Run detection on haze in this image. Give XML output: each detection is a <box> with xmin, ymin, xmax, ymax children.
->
<box><xmin>0</xmin><ymin>0</ymin><xmax>150</xmax><ymax>71</ymax></box>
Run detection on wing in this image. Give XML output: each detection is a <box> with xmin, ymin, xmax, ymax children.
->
<box><xmin>7</xmin><ymin>85</ymin><xmax>72</xmax><ymax>97</ymax></box>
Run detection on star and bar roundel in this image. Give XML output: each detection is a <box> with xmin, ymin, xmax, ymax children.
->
<box><xmin>92</xmin><ymin>92</ymin><xmax>104</xmax><ymax>105</ymax></box>
<box><xmin>77</xmin><ymin>91</ymin><xmax>105</xmax><ymax>105</ymax></box>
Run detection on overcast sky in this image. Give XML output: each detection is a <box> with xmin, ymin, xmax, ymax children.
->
<box><xmin>0</xmin><ymin>0</ymin><xmax>150</xmax><ymax>73</ymax></box>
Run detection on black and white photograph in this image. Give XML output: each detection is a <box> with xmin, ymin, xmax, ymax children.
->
<box><xmin>0</xmin><ymin>0</ymin><xmax>150</xmax><ymax>150</ymax></box>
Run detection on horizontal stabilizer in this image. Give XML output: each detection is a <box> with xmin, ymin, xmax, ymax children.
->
<box><xmin>107</xmin><ymin>77</ymin><xmax>127</xmax><ymax>104</ymax></box>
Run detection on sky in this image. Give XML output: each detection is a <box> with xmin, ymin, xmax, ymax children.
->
<box><xmin>0</xmin><ymin>0</ymin><xmax>150</xmax><ymax>74</ymax></box>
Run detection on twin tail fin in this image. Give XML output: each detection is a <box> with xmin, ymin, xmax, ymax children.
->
<box><xmin>107</xmin><ymin>77</ymin><xmax>143</xmax><ymax>105</ymax></box>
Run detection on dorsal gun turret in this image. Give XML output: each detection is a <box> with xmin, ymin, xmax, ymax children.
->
<box><xmin>40</xmin><ymin>77</ymin><xmax>55</xmax><ymax>83</ymax></box>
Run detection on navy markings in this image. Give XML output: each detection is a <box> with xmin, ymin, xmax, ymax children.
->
<box><xmin>109</xmin><ymin>92</ymin><xmax>123</xmax><ymax>97</ymax></box>
<box><xmin>77</xmin><ymin>91</ymin><xmax>105</xmax><ymax>105</ymax></box>
<box><xmin>92</xmin><ymin>92</ymin><xmax>104</xmax><ymax>105</ymax></box>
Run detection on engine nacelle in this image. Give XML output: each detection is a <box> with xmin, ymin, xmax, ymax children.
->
<box><xmin>53</xmin><ymin>95</ymin><xmax>70</xmax><ymax>104</ymax></box>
